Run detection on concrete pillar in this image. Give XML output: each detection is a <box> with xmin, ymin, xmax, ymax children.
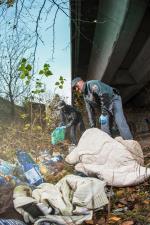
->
<box><xmin>88</xmin><ymin>0</ymin><xmax>130</xmax><ymax>80</ymax></box>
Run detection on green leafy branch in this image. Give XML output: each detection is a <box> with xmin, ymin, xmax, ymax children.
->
<box><xmin>55</xmin><ymin>76</ymin><xmax>66</xmax><ymax>89</ymax></box>
<box><xmin>18</xmin><ymin>58</ymin><xmax>32</xmax><ymax>85</ymax></box>
<box><xmin>39</xmin><ymin>64</ymin><xmax>53</xmax><ymax>77</ymax></box>
<box><xmin>19</xmin><ymin>58</ymin><xmax>66</xmax><ymax>95</ymax></box>
<box><xmin>19</xmin><ymin>59</ymin><xmax>53</xmax><ymax>94</ymax></box>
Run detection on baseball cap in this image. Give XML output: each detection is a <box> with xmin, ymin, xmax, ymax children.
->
<box><xmin>71</xmin><ymin>77</ymin><xmax>82</xmax><ymax>88</ymax></box>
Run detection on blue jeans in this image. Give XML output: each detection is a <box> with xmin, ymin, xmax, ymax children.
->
<box><xmin>101</xmin><ymin>94</ymin><xmax>133</xmax><ymax>140</ymax></box>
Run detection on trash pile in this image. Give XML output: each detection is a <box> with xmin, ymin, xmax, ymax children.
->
<box><xmin>0</xmin><ymin>158</ymin><xmax>24</xmax><ymax>187</ymax></box>
<box><xmin>0</xmin><ymin>128</ymin><xmax>150</xmax><ymax>225</ymax></box>
<box><xmin>0</xmin><ymin>149</ymin><xmax>66</xmax><ymax>187</ymax></box>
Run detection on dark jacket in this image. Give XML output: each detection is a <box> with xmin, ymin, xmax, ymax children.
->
<box><xmin>83</xmin><ymin>80</ymin><xmax>115</xmax><ymax>127</ymax></box>
<box><xmin>60</xmin><ymin>104</ymin><xmax>83</xmax><ymax>128</ymax></box>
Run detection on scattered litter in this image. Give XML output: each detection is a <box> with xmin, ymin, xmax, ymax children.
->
<box><xmin>38</xmin><ymin>149</ymin><xmax>52</xmax><ymax>162</ymax></box>
<box><xmin>38</xmin><ymin>150</ymin><xmax>64</xmax><ymax>177</ymax></box>
<box><xmin>16</xmin><ymin>150</ymin><xmax>43</xmax><ymax>186</ymax></box>
<box><xmin>0</xmin><ymin>159</ymin><xmax>23</xmax><ymax>187</ymax></box>
<box><xmin>112</xmin><ymin>207</ymin><xmax>128</xmax><ymax>214</ymax></box>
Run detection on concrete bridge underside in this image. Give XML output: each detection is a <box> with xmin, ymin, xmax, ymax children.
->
<box><xmin>70</xmin><ymin>0</ymin><xmax>150</xmax><ymax>106</ymax></box>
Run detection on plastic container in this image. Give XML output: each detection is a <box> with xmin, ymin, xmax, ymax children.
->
<box><xmin>16</xmin><ymin>150</ymin><xmax>43</xmax><ymax>186</ymax></box>
<box><xmin>39</xmin><ymin>154</ymin><xmax>63</xmax><ymax>176</ymax></box>
<box><xmin>51</xmin><ymin>155</ymin><xmax>63</xmax><ymax>162</ymax></box>
<box><xmin>0</xmin><ymin>159</ymin><xmax>15</xmax><ymax>176</ymax></box>
<box><xmin>39</xmin><ymin>149</ymin><xmax>51</xmax><ymax>162</ymax></box>
<box><xmin>51</xmin><ymin>126</ymin><xmax>65</xmax><ymax>145</ymax></box>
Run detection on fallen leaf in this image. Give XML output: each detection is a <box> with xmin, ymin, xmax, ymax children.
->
<box><xmin>116</xmin><ymin>190</ymin><xmax>124</xmax><ymax>197</ymax></box>
<box><xmin>85</xmin><ymin>220</ymin><xmax>94</xmax><ymax>224</ymax></box>
<box><xmin>117</xmin><ymin>203</ymin><xmax>125</xmax><ymax>208</ymax></box>
<box><xmin>121</xmin><ymin>220</ymin><xmax>134</xmax><ymax>225</ymax></box>
<box><xmin>109</xmin><ymin>215</ymin><xmax>121</xmax><ymax>223</ymax></box>
<box><xmin>97</xmin><ymin>217</ymin><xmax>106</xmax><ymax>224</ymax></box>
<box><xmin>143</xmin><ymin>199</ymin><xmax>150</xmax><ymax>204</ymax></box>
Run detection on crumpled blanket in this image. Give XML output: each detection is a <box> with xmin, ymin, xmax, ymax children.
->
<box><xmin>65</xmin><ymin>128</ymin><xmax>150</xmax><ymax>187</ymax></box>
<box><xmin>13</xmin><ymin>175</ymin><xmax>108</xmax><ymax>225</ymax></box>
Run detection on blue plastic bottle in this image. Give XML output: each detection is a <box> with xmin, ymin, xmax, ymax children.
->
<box><xmin>16</xmin><ymin>150</ymin><xmax>43</xmax><ymax>186</ymax></box>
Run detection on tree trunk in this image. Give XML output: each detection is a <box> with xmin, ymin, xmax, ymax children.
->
<box><xmin>10</xmin><ymin>98</ymin><xmax>15</xmax><ymax>118</ymax></box>
<box><xmin>8</xmin><ymin>82</ymin><xmax>15</xmax><ymax>118</ymax></box>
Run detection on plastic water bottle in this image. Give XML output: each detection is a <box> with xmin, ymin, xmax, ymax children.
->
<box><xmin>16</xmin><ymin>150</ymin><xmax>43</xmax><ymax>186</ymax></box>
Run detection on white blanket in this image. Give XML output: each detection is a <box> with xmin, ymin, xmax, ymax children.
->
<box><xmin>66</xmin><ymin>128</ymin><xmax>150</xmax><ymax>187</ymax></box>
<box><xmin>13</xmin><ymin>175</ymin><xmax>108</xmax><ymax>225</ymax></box>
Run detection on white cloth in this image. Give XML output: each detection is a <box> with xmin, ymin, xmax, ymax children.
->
<box><xmin>65</xmin><ymin>128</ymin><xmax>150</xmax><ymax>187</ymax></box>
<box><xmin>13</xmin><ymin>175</ymin><xmax>108</xmax><ymax>225</ymax></box>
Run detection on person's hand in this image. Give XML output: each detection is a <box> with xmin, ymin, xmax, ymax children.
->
<box><xmin>99</xmin><ymin>114</ymin><xmax>108</xmax><ymax>125</ymax></box>
<box><xmin>59</xmin><ymin>125</ymin><xmax>66</xmax><ymax>129</ymax></box>
<box><xmin>65</xmin><ymin>124</ymin><xmax>71</xmax><ymax>128</ymax></box>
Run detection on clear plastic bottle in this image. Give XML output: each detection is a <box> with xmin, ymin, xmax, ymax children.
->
<box><xmin>16</xmin><ymin>150</ymin><xmax>43</xmax><ymax>186</ymax></box>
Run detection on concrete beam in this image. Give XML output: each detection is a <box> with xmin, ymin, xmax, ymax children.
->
<box><xmin>129</xmin><ymin>36</ymin><xmax>150</xmax><ymax>83</ymax></box>
<box><xmin>111</xmin><ymin>70</ymin><xmax>135</xmax><ymax>85</ymax></box>
<box><xmin>119</xmin><ymin>83</ymin><xmax>147</xmax><ymax>102</ymax></box>
<box><xmin>102</xmin><ymin>0</ymin><xmax>147</xmax><ymax>83</ymax></box>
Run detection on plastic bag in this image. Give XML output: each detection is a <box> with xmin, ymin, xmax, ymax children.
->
<box><xmin>51</xmin><ymin>126</ymin><xmax>65</xmax><ymax>145</ymax></box>
<box><xmin>0</xmin><ymin>159</ymin><xmax>15</xmax><ymax>176</ymax></box>
<box><xmin>39</xmin><ymin>153</ymin><xmax>63</xmax><ymax>176</ymax></box>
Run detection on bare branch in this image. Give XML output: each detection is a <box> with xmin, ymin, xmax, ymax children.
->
<box><xmin>51</xmin><ymin>7</ymin><xmax>59</xmax><ymax>60</ymax></box>
<box><xmin>32</xmin><ymin>0</ymin><xmax>47</xmax><ymax>70</ymax></box>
